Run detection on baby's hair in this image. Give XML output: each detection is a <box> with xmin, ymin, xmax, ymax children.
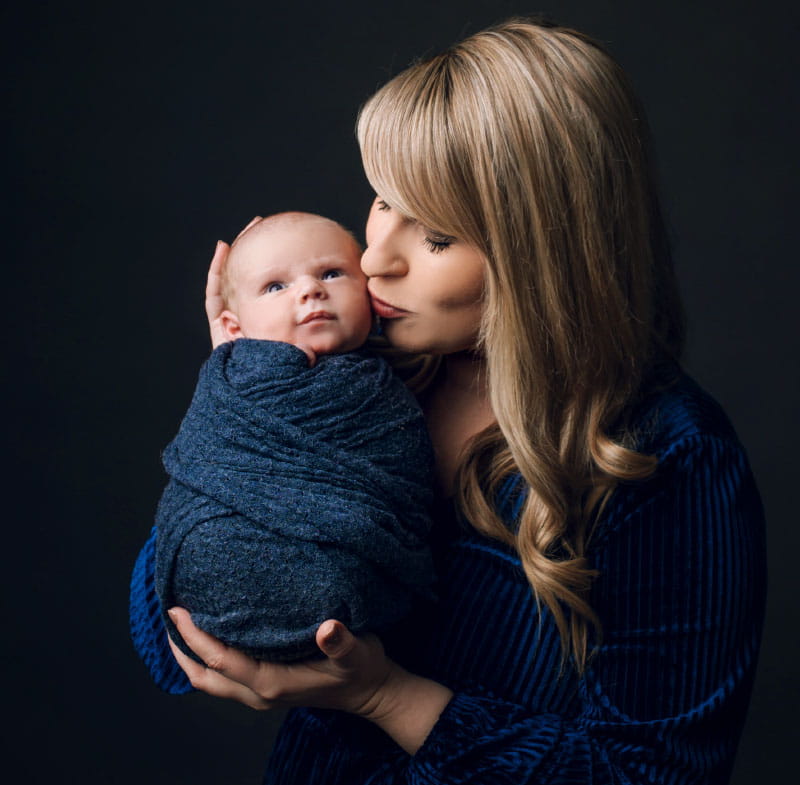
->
<box><xmin>220</xmin><ymin>212</ymin><xmax>362</xmax><ymax>307</ymax></box>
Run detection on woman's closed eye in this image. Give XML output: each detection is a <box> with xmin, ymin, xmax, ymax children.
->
<box><xmin>375</xmin><ymin>196</ymin><xmax>455</xmax><ymax>253</ymax></box>
<box><xmin>422</xmin><ymin>234</ymin><xmax>454</xmax><ymax>253</ymax></box>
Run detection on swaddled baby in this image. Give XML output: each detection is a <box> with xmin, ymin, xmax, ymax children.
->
<box><xmin>155</xmin><ymin>212</ymin><xmax>436</xmax><ymax>663</ymax></box>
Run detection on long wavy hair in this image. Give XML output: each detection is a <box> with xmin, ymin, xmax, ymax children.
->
<box><xmin>357</xmin><ymin>19</ymin><xmax>684</xmax><ymax>670</ymax></box>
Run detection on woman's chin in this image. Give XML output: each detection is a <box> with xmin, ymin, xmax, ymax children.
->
<box><xmin>382</xmin><ymin>325</ymin><xmax>474</xmax><ymax>356</ymax></box>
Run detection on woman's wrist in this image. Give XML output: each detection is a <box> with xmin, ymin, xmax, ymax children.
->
<box><xmin>359</xmin><ymin>663</ymin><xmax>454</xmax><ymax>755</ymax></box>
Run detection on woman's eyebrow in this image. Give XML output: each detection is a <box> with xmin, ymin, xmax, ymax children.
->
<box><xmin>422</xmin><ymin>226</ymin><xmax>456</xmax><ymax>240</ymax></box>
<box><xmin>381</xmin><ymin>197</ymin><xmax>452</xmax><ymax>237</ymax></box>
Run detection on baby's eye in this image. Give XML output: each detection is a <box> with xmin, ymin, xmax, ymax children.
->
<box><xmin>322</xmin><ymin>269</ymin><xmax>342</xmax><ymax>280</ymax></box>
<box><xmin>266</xmin><ymin>282</ymin><xmax>286</xmax><ymax>293</ymax></box>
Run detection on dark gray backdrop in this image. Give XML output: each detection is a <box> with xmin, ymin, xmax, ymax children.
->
<box><xmin>6</xmin><ymin>1</ymin><xmax>797</xmax><ymax>782</ymax></box>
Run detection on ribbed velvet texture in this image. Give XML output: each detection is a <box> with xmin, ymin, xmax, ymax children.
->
<box><xmin>129</xmin><ymin>373</ymin><xmax>766</xmax><ymax>782</ymax></box>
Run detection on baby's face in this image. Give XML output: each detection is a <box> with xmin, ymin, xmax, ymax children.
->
<box><xmin>226</xmin><ymin>220</ymin><xmax>373</xmax><ymax>355</ymax></box>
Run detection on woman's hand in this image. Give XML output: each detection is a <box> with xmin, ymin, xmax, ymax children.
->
<box><xmin>205</xmin><ymin>241</ymin><xmax>231</xmax><ymax>349</ymax></box>
<box><xmin>167</xmin><ymin>607</ymin><xmax>453</xmax><ymax>754</ymax></box>
<box><xmin>167</xmin><ymin>608</ymin><xmax>394</xmax><ymax>715</ymax></box>
<box><xmin>205</xmin><ymin>217</ymin><xmax>262</xmax><ymax>349</ymax></box>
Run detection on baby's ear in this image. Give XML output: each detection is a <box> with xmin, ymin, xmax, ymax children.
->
<box><xmin>219</xmin><ymin>310</ymin><xmax>243</xmax><ymax>341</ymax></box>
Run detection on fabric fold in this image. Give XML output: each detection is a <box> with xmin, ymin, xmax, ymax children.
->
<box><xmin>155</xmin><ymin>339</ymin><xmax>436</xmax><ymax>662</ymax></box>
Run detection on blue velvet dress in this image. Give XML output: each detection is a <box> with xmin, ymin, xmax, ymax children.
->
<box><xmin>130</xmin><ymin>371</ymin><xmax>766</xmax><ymax>784</ymax></box>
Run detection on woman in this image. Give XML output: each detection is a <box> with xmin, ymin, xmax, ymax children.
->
<box><xmin>130</xmin><ymin>18</ymin><xmax>765</xmax><ymax>783</ymax></box>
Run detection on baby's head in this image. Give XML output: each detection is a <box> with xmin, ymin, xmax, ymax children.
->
<box><xmin>220</xmin><ymin>212</ymin><xmax>373</xmax><ymax>358</ymax></box>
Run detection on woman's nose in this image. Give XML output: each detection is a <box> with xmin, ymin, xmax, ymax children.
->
<box><xmin>361</xmin><ymin>222</ymin><xmax>409</xmax><ymax>278</ymax></box>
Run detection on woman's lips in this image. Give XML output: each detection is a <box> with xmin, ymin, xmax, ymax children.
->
<box><xmin>369</xmin><ymin>292</ymin><xmax>409</xmax><ymax>319</ymax></box>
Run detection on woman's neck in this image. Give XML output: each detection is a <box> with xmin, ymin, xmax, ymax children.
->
<box><xmin>424</xmin><ymin>351</ymin><xmax>495</xmax><ymax>498</ymax></box>
<box><xmin>440</xmin><ymin>350</ymin><xmax>489</xmax><ymax>399</ymax></box>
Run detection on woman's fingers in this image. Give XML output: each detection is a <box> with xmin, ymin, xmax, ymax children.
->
<box><xmin>205</xmin><ymin>241</ymin><xmax>231</xmax><ymax>348</ymax></box>
<box><xmin>205</xmin><ymin>241</ymin><xmax>229</xmax><ymax>303</ymax></box>
<box><xmin>234</xmin><ymin>215</ymin><xmax>262</xmax><ymax>240</ymax></box>
<box><xmin>167</xmin><ymin>634</ymin><xmax>270</xmax><ymax>710</ymax></box>
<box><xmin>169</xmin><ymin>608</ymin><xmax>265</xmax><ymax>689</ymax></box>
<box><xmin>203</xmin><ymin>217</ymin><xmax>259</xmax><ymax>347</ymax></box>
<box><xmin>166</xmin><ymin>609</ymin><xmax>392</xmax><ymax>716</ymax></box>
<box><xmin>316</xmin><ymin>619</ymin><xmax>357</xmax><ymax>660</ymax></box>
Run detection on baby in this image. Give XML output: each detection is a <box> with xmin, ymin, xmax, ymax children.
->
<box><xmin>217</xmin><ymin>212</ymin><xmax>373</xmax><ymax>365</ymax></box>
<box><xmin>154</xmin><ymin>212</ymin><xmax>436</xmax><ymax>665</ymax></box>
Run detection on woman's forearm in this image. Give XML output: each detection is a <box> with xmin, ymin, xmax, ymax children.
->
<box><xmin>363</xmin><ymin>665</ymin><xmax>454</xmax><ymax>755</ymax></box>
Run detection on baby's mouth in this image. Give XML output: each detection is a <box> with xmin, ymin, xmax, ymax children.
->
<box><xmin>299</xmin><ymin>310</ymin><xmax>335</xmax><ymax>325</ymax></box>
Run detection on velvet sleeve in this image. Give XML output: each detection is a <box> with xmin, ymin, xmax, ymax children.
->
<box><xmin>129</xmin><ymin>526</ymin><xmax>193</xmax><ymax>694</ymax></box>
<box><xmin>267</xmin><ymin>433</ymin><xmax>766</xmax><ymax>784</ymax></box>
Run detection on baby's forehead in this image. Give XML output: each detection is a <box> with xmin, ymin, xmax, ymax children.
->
<box><xmin>253</xmin><ymin>218</ymin><xmax>353</xmax><ymax>249</ymax></box>
<box><xmin>239</xmin><ymin>215</ymin><xmax>358</xmax><ymax>256</ymax></box>
<box><xmin>227</xmin><ymin>214</ymin><xmax>362</xmax><ymax>286</ymax></box>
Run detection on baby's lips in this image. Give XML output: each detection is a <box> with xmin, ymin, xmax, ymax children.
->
<box><xmin>299</xmin><ymin>310</ymin><xmax>335</xmax><ymax>325</ymax></box>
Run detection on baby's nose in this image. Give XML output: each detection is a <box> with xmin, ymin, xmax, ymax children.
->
<box><xmin>297</xmin><ymin>276</ymin><xmax>326</xmax><ymax>300</ymax></box>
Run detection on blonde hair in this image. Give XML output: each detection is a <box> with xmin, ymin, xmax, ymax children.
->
<box><xmin>357</xmin><ymin>18</ymin><xmax>684</xmax><ymax>671</ymax></box>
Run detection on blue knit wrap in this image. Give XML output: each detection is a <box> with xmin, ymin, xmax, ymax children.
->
<box><xmin>154</xmin><ymin>339</ymin><xmax>436</xmax><ymax>662</ymax></box>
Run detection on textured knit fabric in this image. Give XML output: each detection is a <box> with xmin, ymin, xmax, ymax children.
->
<box><xmin>129</xmin><ymin>371</ymin><xmax>766</xmax><ymax>780</ymax></box>
<box><xmin>155</xmin><ymin>339</ymin><xmax>435</xmax><ymax>663</ymax></box>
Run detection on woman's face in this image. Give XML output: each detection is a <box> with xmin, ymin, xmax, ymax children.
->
<box><xmin>362</xmin><ymin>196</ymin><xmax>485</xmax><ymax>354</ymax></box>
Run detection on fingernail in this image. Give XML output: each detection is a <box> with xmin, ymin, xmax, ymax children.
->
<box><xmin>326</xmin><ymin>625</ymin><xmax>342</xmax><ymax>647</ymax></box>
<box><xmin>167</xmin><ymin>608</ymin><xmax>178</xmax><ymax>623</ymax></box>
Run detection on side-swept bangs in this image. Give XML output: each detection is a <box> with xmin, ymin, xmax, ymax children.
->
<box><xmin>356</xmin><ymin>55</ymin><xmax>484</xmax><ymax>247</ymax></box>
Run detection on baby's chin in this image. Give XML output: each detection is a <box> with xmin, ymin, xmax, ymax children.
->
<box><xmin>305</xmin><ymin>328</ymin><xmax>371</xmax><ymax>357</ymax></box>
<box><xmin>306</xmin><ymin>337</ymin><xmax>362</xmax><ymax>356</ymax></box>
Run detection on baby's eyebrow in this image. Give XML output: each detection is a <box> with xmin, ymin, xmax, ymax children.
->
<box><xmin>305</xmin><ymin>253</ymin><xmax>352</xmax><ymax>266</ymax></box>
<box><xmin>254</xmin><ymin>264</ymin><xmax>286</xmax><ymax>280</ymax></box>
<box><xmin>254</xmin><ymin>256</ymin><xmax>352</xmax><ymax>282</ymax></box>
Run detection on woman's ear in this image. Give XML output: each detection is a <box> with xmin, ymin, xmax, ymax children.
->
<box><xmin>219</xmin><ymin>310</ymin><xmax>243</xmax><ymax>341</ymax></box>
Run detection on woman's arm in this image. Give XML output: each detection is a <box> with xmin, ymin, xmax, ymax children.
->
<box><xmin>129</xmin><ymin>523</ymin><xmax>453</xmax><ymax>751</ymax></box>
<box><xmin>129</xmin><ymin>526</ymin><xmax>193</xmax><ymax>694</ymax></box>
<box><xmin>168</xmin><ymin>608</ymin><xmax>453</xmax><ymax>755</ymax></box>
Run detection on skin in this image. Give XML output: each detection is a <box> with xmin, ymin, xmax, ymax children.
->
<box><xmin>219</xmin><ymin>217</ymin><xmax>373</xmax><ymax>365</ymax></box>
<box><xmin>362</xmin><ymin>198</ymin><xmax>485</xmax><ymax>355</ymax></box>
<box><xmin>170</xmin><ymin>199</ymin><xmax>494</xmax><ymax>755</ymax></box>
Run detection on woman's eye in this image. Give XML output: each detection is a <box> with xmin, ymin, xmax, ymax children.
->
<box><xmin>322</xmin><ymin>269</ymin><xmax>342</xmax><ymax>280</ymax></box>
<box><xmin>266</xmin><ymin>282</ymin><xmax>286</xmax><ymax>293</ymax></box>
<box><xmin>423</xmin><ymin>235</ymin><xmax>454</xmax><ymax>254</ymax></box>
<box><xmin>375</xmin><ymin>198</ymin><xmax>390</xmax><ymax>212</ymax></box>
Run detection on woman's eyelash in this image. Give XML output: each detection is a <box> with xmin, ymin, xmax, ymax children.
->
<box><xmin>377</xmin><ymin>196</ymin><xmax>454</xmax><ymax>252</ymax></box>
<box><xmin>423</xmin><ymin>235</ymin><xmax>454</xmax><ymax>253</ymax></box>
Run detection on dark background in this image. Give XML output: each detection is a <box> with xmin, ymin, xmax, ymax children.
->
<box><xmin>6</xmin><ymin>0</ymin><xmax>798</xmax><ymax>782</ymax></box>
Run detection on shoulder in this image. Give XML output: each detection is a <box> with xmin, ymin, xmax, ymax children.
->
<box><xmin>628</xmin><ymin>370</ymin><xmax>742</xmax><ymax>460</ymax></box>
<box><xmin>593</xmin><ymin>370</ymin><xmax>764</xmax><ymax>546</ymax></box>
